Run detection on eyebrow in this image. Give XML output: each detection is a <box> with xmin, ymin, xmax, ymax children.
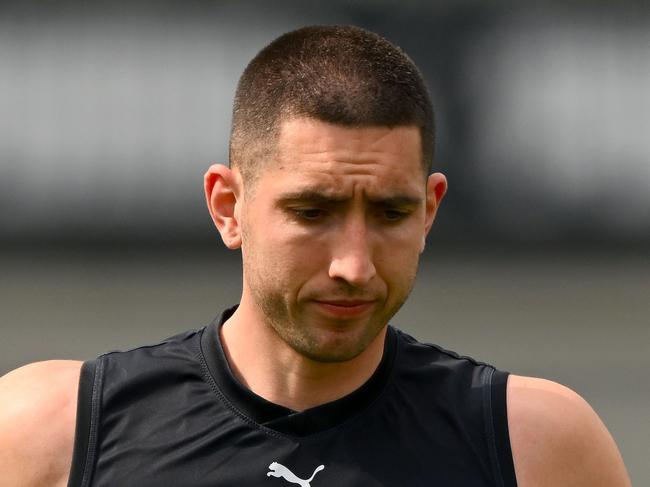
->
<box><xmin>277</xmin><ymin>190</ymin><xmax>347</xmax><ymax>204</ymax></box>
<box><xmin>276</xmin><ymin>190</ymin><xmax>422</xmax><ymax>207</ymax></box>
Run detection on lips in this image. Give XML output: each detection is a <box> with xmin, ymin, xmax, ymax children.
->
<box><xmin>312</xmin><ymin>299</ymin><xmax>376</xmax><ymax>318</ymax></box>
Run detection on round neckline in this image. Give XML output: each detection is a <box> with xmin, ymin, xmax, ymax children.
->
<box><xmin>200</xmin><ymin>305</ymin><xmax>397</xmax><ymax>437</ymax></box>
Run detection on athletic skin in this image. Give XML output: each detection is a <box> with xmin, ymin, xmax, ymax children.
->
<box><xmin>68</xmin><ymin>306</ymin><xmax>517</xmax><ymax>487</ymax></box>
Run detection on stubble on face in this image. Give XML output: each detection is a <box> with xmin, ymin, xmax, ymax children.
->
<box><xmin>240</xmin><ymin>206</ymin><xmax>420</xmax><ymax>364</ymax></box>
<box><xmin>237</xmin><ymin>118</ymin><xmax>427</xmax><ymax>364</ymax></box>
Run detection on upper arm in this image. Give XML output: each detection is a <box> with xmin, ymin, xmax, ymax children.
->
<box><xmin>507</xmin><ymin>375</ymin><xmax>631</xmax><ymax>487</ymax></box>
<box><xmin>0</xmin><ymin>360</ymin><xmax>82</xmax><ymax>487</ymax></box>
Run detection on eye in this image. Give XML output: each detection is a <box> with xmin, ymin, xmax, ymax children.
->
<box><xmin>382</xmin><ymin>209</ymin><xmax>409</xmax><ymax>221</ymax></box>
<box><xmin>292</xmin><ymin>208</ymin><xmax>326</xmax><ymax>220</ymax></box>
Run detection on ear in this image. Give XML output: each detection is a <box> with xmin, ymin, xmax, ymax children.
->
<box><xmin>204</xmin><ymin>164</ymin><xmax>243</xmax><ymax>249</ymax></box>
<box><xmin>422</xmin><ymin>172</ymin><xmax>448</xmax><ymax>250</ymax></box>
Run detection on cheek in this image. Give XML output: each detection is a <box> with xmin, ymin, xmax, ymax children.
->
<box><xmin>375</xmin><ymin>236</ymin><xmax>421</xmax><ymax>285</ymax></box>
<box><xmin>245</xmin><ymin>224</ymin><xmax>325</xmax><ymax>288</ymax></box>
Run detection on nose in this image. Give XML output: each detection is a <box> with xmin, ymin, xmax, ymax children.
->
<box><xmin>328</xmin><ymin>217</ymin><xmax>377</xmax><ymax>287</ymax></box>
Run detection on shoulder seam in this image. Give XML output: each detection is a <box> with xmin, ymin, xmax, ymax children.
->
<box><xmin>99</xmin><ymin>328</ymin><xmax>203</xmax><ymax>358</ymax></box>
<box><xmin>394</xmin><ymin>327</ymin><xmax>493</xmax><ymax>368</ymax></box>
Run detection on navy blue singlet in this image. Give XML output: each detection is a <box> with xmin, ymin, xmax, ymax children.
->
<box><xmin>68</xmin><ymin>306</ymin><xmax>517</xmax><ymax>486</ymax></box>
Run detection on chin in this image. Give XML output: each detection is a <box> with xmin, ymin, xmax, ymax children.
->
<box><xmin>298</xmin><ymin>345</ymin><xmax>366</xmax><ymax>364</ymax></box>
<box><xmin>292</xmin><ymin>323</ymin><xmax>384</xmax><ymax>364</ymax></box>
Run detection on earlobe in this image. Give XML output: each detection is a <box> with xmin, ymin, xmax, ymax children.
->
<box><xmin>204</xmin><ymin>164</ymin><xmax>243</xmax><ymax>249</ymax></box>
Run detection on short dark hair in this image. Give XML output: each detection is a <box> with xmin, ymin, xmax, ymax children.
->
<box><xmin>230</xmin><ymin>25</ymin><xmax>434</xmax><ymax>182</ymax></box>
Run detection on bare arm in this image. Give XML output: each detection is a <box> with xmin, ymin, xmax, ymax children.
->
<box><xmin>508</xmin><ymin>375</ymin><xmax>631</xmax><ymax>487</ymax></box>
<box><xmin>0</xmin><ymin>360</ymin><xmax>81</xmax><ymax>487</ymax></box>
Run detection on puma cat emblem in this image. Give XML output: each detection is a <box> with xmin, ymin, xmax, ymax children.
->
<box><xmin>267</xmin><ymin>462</ymin><xmax>325</xmax><ymax>486</ymax></box>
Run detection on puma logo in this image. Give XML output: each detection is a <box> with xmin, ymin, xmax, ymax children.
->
<box><xmin>267</xmin><ymin>462</ymin><xmax>325</xmax><ymax>486</ymax></box>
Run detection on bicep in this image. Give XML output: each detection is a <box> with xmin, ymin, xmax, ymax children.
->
<box><xmin>507</xmin><ymin>375</ymin><xmax>631</xmax><ymax>487</ymax></box>
<box><xmin>0</xmin><ymin>360</ymin><xmax>82</xmax><ymax>487</ymax></box>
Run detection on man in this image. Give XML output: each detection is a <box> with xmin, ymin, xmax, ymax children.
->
<box><xmin>0</xmin><ymin>25</ymin><xmax>630</xmax><ymax>487</ymax></box>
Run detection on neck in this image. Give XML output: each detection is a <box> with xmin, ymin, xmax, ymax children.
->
<box><xmin>220</xmin><ymin>299</ymin><xmax>387</xmax><ymax>412</ymax></box>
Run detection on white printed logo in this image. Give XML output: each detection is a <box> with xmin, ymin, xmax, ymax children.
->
<box><xmin>267</xmin><ymin>462</ymin><xmax>325</xmax><ymax>486</ymax></box>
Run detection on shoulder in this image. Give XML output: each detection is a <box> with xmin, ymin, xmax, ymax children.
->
<box><xmin>0</xmin><ymin>360</ymin><xmax>82</xmax><ymax>487</ymax></box>
<box><xmin>507</xmin><ymin>375</ymin><xmax>630</xmax><ymax>487</ymax></box>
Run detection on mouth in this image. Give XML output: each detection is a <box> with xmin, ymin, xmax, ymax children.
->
<box><xmin>311</xmin><ymin>299</ymin><xmax>376</xmax><ymax>318</ymax></box>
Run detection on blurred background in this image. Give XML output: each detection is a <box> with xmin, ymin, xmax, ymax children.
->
<box><xmin>1</xmin><ymin>0</ymin><xmax>648</xmax><ymax>483</ymax></box>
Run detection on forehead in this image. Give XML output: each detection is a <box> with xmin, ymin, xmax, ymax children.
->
<box><xmin>252</xmin><ymin>118</ymin><xmax>425</xmax><ymax>198</ymax></box>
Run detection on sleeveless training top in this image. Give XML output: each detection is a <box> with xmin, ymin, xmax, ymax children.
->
<box><xmin>68</xmin><ymin>307</ymin><xmax>518</xmax><ymax>487</ymax></box>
